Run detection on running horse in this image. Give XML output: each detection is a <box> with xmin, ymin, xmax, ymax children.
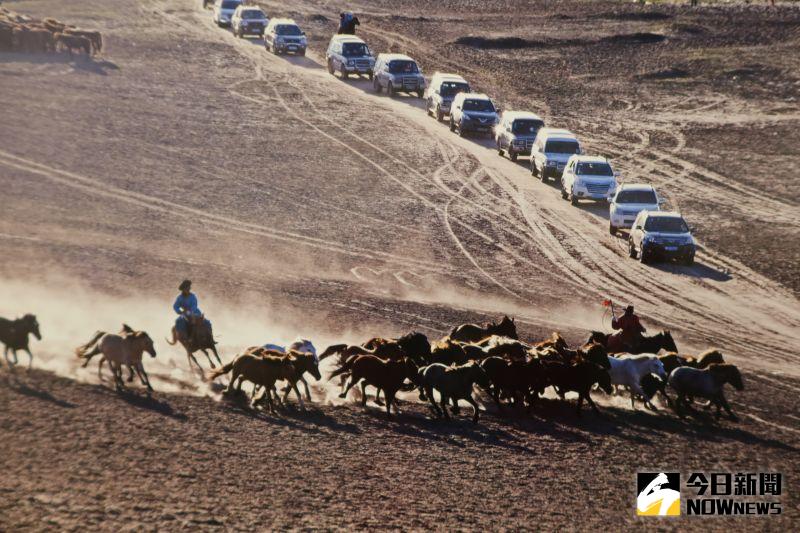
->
<box><xmin>0</xmin><ymin>314</ymin><xmax>42</xmax><ymax>368</ymax></box>
<box><xmin>167</xmin><ymin>313</ymin><xmax>222</xmax><ymax>371</ymax></box>
<box><xmin>448</xmin><ymin>315</ymin><xmax>518</xmax><ymax>343</ymax></box>
<box><xmin>587</xmin><ymin>330</ymin><xmax>677</xmax><ymax>355</ymax></box>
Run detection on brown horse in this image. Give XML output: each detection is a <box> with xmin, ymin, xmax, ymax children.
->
<box><xmin>167</xmin><ymin>313</ymin><xmax>222</xmax><ymax>372</ymax></box>
<box><xmin>208</xmin><ymin>353</ymin><xmax>308</xmax><ymax>412</ymax></box>
<box><xmin>481</xmin><ymin>356</ymin><xmax>547</xmax><ymax>412</ymax></box>
<box><xmin>428</xmin><ymin>338</ymin><xmax>469</xmax><ymax>366</ymax></box>
<box><xmin>532</xmin><ymin>331</ymin><xmax>569</xmax><ymax>352</ymax></box>
<box><xmin>64</xmin><ymin>28</ymin><xmax>102</xmax><ymax>53</ymax></box>
<box><xmin>241</xmin><ymin>347</ymin><xmax>321</xmax><ymax>402</ymax></box>
<box><xmin>75</xmin><ymin>326</ymin><xmax>157</xmax><ymax>391</ymax></box>
<box><xmin>542</xmin><ymin>360</ymin><xmax>613</xmax><ymax>416</ymax></box>
<box><xmin>0</xmin><ymin>314</ymin><xmax>41</xmax><ymax>368</ymax></box>
<box><xmin>448</xmin><ymin>315</ymin><xmax>517</xmax><ymax>343</ymax></box>
<box><xmin>330</xmin><ymin>355</ymin><xmax>421</xmax><ymax>418</ymax></box>
<box><xmin>320</xmin><ymin>331</ymin><xmax>429</xmax><ymax>365</ymax></box>
<box><xmin>54</xmin><ymin>32</ymin><xmax>91</xmax><ymax>56</ymax></box>
<box><xmin>419</xmin><ymin>361</ymin><xmax>491</xmax><ymax>423</ymax></box>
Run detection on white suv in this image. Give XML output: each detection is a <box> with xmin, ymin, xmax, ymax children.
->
<box><xmin>449</xmin><ymin>92</ymin><xmax>499</xmax><ymax>138</ymax></box>
<box><xmin>560</xmin><ymin>155</ymin><xmax>618</xmax><ymax>205</ymax></box>
<box><xmin>530</xmin><ymin>128</ymin><xmax>582</xmax><ymax>182</ymax></box>
<box><xmin>629</xmin><ymin>211</ymin><xmax>696</xmax><ymax>265</ymax></box>
<box><xmin>231</xmin><ymin>6</ymin><xmax>268</xmax><ymax>38</ymax></box>
<box><xmin>326</xmin><ymin>35</ymin><xmax>374</xmax><ymax>79</ymax></box>
<box><xmin>264</xmin><ymin>18</ymin><xmax>307</xmax><ymax>55</ymax></box>
<box><xmin>424</xmin><ymin>72</ymin><xmax>470</xmax><ymax>122</ymax></box>
<box><xmin>608</xmin><ymin>184</ymin><xmax>662</xmax><ymax>235</ymax></box>
<box><xmin>212</xmin><ymin>0</ymin><xmax>242</xmax><ymax>27</ymax></box>
<box><xmin>372</xmin><ymin>54</ymin><xmax>425</xmax><ymax>97</ymax></box>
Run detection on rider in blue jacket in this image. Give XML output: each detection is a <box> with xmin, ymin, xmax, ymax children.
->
<box><xmin>173</xmin><ymin>280</ymin><xmax>209</xmax><ymax>342</ymax></box>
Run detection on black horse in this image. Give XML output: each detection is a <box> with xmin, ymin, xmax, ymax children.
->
<box><xmin>0</xmin><ymin>314</ymin><xmax>42</xmax><ymax>367</ymax></box>
<box><xmin>587</xmin><ymin>330</ymin><xmax>677</xmax><ymax>355</ymax></box>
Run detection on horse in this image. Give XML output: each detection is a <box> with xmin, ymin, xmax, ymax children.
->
<box><xmin>63</xmin><ymin>28</ymin><xmax>102</xmax><ymax>53</ymax></box>
<box><xmin>75</xmin><ymin>326</ymin><xmax>156</xmax><ymax>391</ymax></box>
<box><xmin>419</xmin><ymin>361</ymin><xmax>491</xmax><ymax>423</ymax></box>
<box><xmin>54</xmin><ymin>32</ymin><xmax>91</xmax><ymax>56</ymax></box>
<box><xmin>685</xmin><ymin>349</ymin><xmax>726</xmax><ymax>369</ymax></box>
<box><xmin>330</xmin><ymin>355</ymin><xmax>421</xmax><ymax>418</ymax></box>
<box><xmin>0</xmin><ymin>314</ymin><xmax>41</xmax><ymax>368</ymax></box>
<box><xmin>640</xmin><ymin>373</ymin><xmax>670</xmax><ymax>410</ymax></box>
<box><xmin>481</xmin><ymin>356</ymin><xmax>546</xmax><ymax>412</ymax></box>
<box><xmin>668</xmin><ymin>364</ymin><xmax>744</xmax><ymax>421</ymax></box>
<box><xmin>542</xmin><ymin>360</ymin><xmax>613</xmax><ymax>416</ymax></box>
<box><xmin>428</xmin><ymin>338</ymin><xmax>469</xmax><ymax>366</ymax></box>
<box><xmin>588</xmin><ymin>330</ymin><xmax>677</xmax><ymax>355</ymax></box>
<box><xmin>482</xmin><ymin>336</ymin><xmax>530</xmax><ymax>361</ymax></box>
<box><xmin>607</xmin><ymin>354</ymin><xmax>667</xmax><ymax>409</ymax></box>
<box><xmin>241</xmin><ymin>346</ymin><xmax>321</xmax><ymax>403</ymax></box>
<box><xmin>208</xmin><ymin>353</ymin><xmax>305</xmax><ymax>413</ymax></box>
<box><xmin>320</xmin><ymin>331</ymin><xmax>430</xmax><ymax>364</ymax></box>
<box><xmin>532</xmin><ymin>332</ymin><xmax>569</xmax><ymax>352</ymax></box>
<box><xmin>167</xmin><ymin>313</ymin><xmax>221</xmax><ymax>372</ymax></box>
<box><xmin>448</xmin><ymin>315</ymin><xmax>517</xmax><ymax>343</ymax></box>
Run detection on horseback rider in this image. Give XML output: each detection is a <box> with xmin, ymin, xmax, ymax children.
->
<box><xmin>337</xmin><ymin>11</ymin><xmax>360</xmax><ymax>34</ymax></box>
<box><xmin>173</xmin><ymin>280</ymin><xmax>208</xmax><ymax>344</ymax></box>
<box><xmin>611</xmin><ymin>305</ymin><xmax>646</xmax><ymax>352</ymax></box>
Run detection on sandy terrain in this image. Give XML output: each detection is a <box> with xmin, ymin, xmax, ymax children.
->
<box><xmin>1</xmin><ymin>0</ymin><xmax>799</xmax><ymax>529</ymax></box>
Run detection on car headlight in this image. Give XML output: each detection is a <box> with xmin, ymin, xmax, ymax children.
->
<box><xmin>545</xmin><ymin>160</ymin><xmax>557</xmax><ymax>167</ymax></box>
<box><xmin>347</xmin><ymin>59</ymin><xmax>355</xmax><ymax>66</ymax></box>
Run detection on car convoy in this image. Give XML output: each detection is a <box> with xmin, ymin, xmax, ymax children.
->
<box><xmin>207</xmin><ymin>8</ymin><xmax>697</xmax><ymax>267</ymax></box>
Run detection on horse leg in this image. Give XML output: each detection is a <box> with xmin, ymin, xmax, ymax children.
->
<box><xmin>586</xmin><ymin>392</ymin><xmax>602</xmax><ymax>416</ymax></box>
<box><xmin>201</xmin><ymin>349</ymin><xmax>215</xmax><ymax>369</ymax></box>
<box><xmin>224</xmin><ymin>368</ymin><xmax>240</xmax><ymax>394</ymax></box>
<box><xmin>291</xmin><ymin>381</ymin><xmax>305</xmax><ymax>410</ymax></box>
<box><xmin>374</xmin><ymin>388</ymin><xmax>384</xmax><ymax>406</ymax></box>
<box><xmin>385</xmin><ymin>389</ymin><xmax>398</xmax><ymax>418</ymax></box>
<box><xmin>97</xmin><ymin>356</ymin><xmax>106</xmax><ymax>380</ymax></box>
<box><xmin>127</xmin><ymin>365</ymin><xmax>135</xmax><ymax>382</ymax></box>
<box><xmin>465</xmin><ymin>394</ymin><xmax>480</xmax><ymax>424</ymax></box>
<box><xmin>136</xmin><ymin>363</ymin><xmax>154</xmax><ymax>392</ymax></box>
<box><xmin>210</xmin><ymin>345</ymin><xmax>222</xmax><ymax>367</ymax></box>
<box><xmin>439</xmin><ymin>394</ymin><xmax>451</xmax><ymax>420</ymax></box>
<box><xmin>25</xmin><ymin>348</ymin><xmax>33</xmax><ymax>369</ymax></box>
<box><xmin>360</xmin><ymin>382</ymin><xmax>368</xmax><ymax>407</ymax></box>
<box><xmin>10</xmin><ymin>348</ymin><xmax>18</xmax><ymax>366</ymax></box>
<box><xmin>339</xmin><ymin>375</ymin><xmax>359</xmax><ymax>399</ymax></box>
<box><xmin>300</xmin><ymin>376</ymin><xmax>312</xmax><ymax>401</ymax></box>
<box><xmin>718</xmin><ymin>395</ymin><xmax>737</xmax><ymax>421</ymax></box>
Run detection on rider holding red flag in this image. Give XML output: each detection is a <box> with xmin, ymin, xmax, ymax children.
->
<box><xmin>611</xmin><ymin>304</ymin><xmax>646</xmax><ymax>351</ymax></box>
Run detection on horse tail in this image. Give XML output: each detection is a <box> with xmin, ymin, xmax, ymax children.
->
<box><xmin>206</xmin><ymin>359</ymin><xmax>235</xmax><ymax>382</ymax></box>
<box><xmin>328</xmin><ymin>356</ymin><xmax>356</xmax><ymax>381</ymax></box>
<box><xmin>318</xmin><ymin>343</ymin><xmax>347</xmax><ymax>360</ymax></box>
<box><xmin>75</xmin><ymin>331</ymin><xmax>105</xmax><ymax>358</ymax></box>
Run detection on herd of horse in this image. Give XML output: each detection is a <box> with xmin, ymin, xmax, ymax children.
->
<box><xmin>0</xmin><ymin>9</ymin><xmax>102</xmax><ymax>57</ymax></box>
<box><xmin>0</xmin><ymin>310</ymin><xmax>745</xmax><ymax>425</ymax></box>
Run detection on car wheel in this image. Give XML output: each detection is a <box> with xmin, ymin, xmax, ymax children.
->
<box><xmin>510</xmin><ymin>150</ymin><xmax>518</xmax><ymax>162</ymax></box>
<box><xmin>458</xmin><ymin>122</ymin><xmax>466</xmax><ymax>137</ymax></box>
<box><xmin>327</xmin><ymin>60</ymin><xmax>334</xmax><ymax>75</ymax></box>
<box><xmin>341</xmin><ymin>67</ymin><xmax>348</xmax><ymax>79</ymax></box>
<box><xmin>436</xmin><ymin>106</ymin><xmax>443</xmax><ymax>122</ymax></box>
<box><xmin>683</xmin><ymin>254</ymin><xmax>695</xmax><ymax>266</ymax></box>
<box><xmin>387</xmin><ymin>82</ymin><xmax>394</xmax><ymax>97</ymax></box>
<box><xmin>449</xmin><ymin>118</ymin><xmax>456</xmax><ymax>132</ymax></box>
<box><xmin>628</xmin><ymin>241</ymin><xmax>638</xmax><ymax>259</ymax></box>
<box><xmin>416</xmin><ymin>89</ymin><xmax>424</xmax><ymax>98</ymax></box>
<box><xmin>373</xmin><ymin>78</ymin><xmax>382</xmax><ymax>93</ymax></box>
<box><xmin>368</xmin><ymin>71</ymin><xmax>374</xmax><ymax>81</ymax></box>
<box><xmin>609</xmin><ymin>223</ymin><xmax>617</xmax><ymax>236</ymax></box>
<box><xmin>570</xmin><ymin>189</ymin><xmax>578</xmax><ymax>206</ymax></box>
<box><xmin>560</xmin><ymin>182</ymin><xmax>568</xmax><ymax>200</ymax></box>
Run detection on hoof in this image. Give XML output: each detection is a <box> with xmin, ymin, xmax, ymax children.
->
<box><xmin>338</xmin><ymin>392</ymin><xmax>347</xmax><ymax>399</ymax></box>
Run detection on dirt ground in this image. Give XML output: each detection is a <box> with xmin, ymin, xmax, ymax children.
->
<box><xmin>1</xmin><ymin>0</ymin><xmax>799</xmax><ymax>529</ymax></box>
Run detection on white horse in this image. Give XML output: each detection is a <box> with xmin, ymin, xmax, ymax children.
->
<box><xmin>76</xmin><ymin>325</ymin><xmax>157</xmax><ymax>391</ymax></box>
<box><xmin>608</xmin><ymin>354</ymin><xmax>667</xmax><ymax>409</ymax></box>
<box><xmin>260</xmin><ymin>338</ymin><xmax>317</xmax><ymax>400</ymax></box>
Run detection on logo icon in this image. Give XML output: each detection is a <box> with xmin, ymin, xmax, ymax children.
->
<box><xmin>637</xmin><ymin>473</ymin><xmax>681</xmax><ymax>516</ymax></box>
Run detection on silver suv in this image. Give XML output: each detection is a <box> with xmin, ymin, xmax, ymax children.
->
<box><xmin>326</xmin><ymin>35</ymin><xmax>374</xmax><ymax>80</ymax></box>
<box><xmin>495</xmin><ymin>111</ymin><xmax>544</xmax><ymax>161</ymax></box>
<box><xmin>264</xmin><ymin>18</ymin><xmax>307</xmax><ymax>56</ymax></box>
<box><xmin>372</xmin><ymin>54</ymin><xmax>425</xmax><ymax>97</ymax></box>
<box><xmin>449</xmin><ymin>92</ymin><xmax>499</xmax><ymax>138</ymax></box>
<box><xmin>530</xmin><ymin>128</ymin><xmax>582</xmax><ymax>182</ymax></box>
<box><xmin>609</xmin><ymin>184</ymin><xmax>663</xmax><ymax>235</ymax></box>
<box><xmin>424</xmin><ymin>72</ymin><xmax>470</xmax><ymax>122</ymax></box>
<box><xmin>231</xmin><ymin>6</ymin><xmax>268</xmax><ymax>38</ymax></box>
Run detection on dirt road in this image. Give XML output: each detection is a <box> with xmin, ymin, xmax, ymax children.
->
<box><xmin>1</xmin><ymin>0</ymin><xmax>798</xmax><ymax>529</ymax></box>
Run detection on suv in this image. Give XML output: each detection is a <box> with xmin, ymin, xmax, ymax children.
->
<box><xmin>560</xmin><ymin>155</ymin><xmax>618</xmax><ymax>205</ymax></box>
<box><xmin>450</xmin><ymin>92</ymin><xmax>499</xmax><ymax>137</ymax></box>
<box><xmin>212</xmin><ymin>0</ymin><xmax>241</xmax><ymax>27</ymax></box>
<box><xmin>530</xmin><ymin>128</ymin><xmax>582</xmax><ymax>182</ymax></box>
<box><xmin>231</xmin><ymin>6</ymin><xmax>268</xmax><ymax>38</ymax></box>
<box><xmin>326</xmin><ymin>35</ymin><xmax>374</xmax><ymax>80</ymax></box>
<box><xmin>495</xmin><ymin>111</ymin><xmax>544</xmax><ymax>161</ymax></box>
<box><xmin>424</xmin><ymin>73</ymin><xmax>470</xmax><ymax>122</ymax></box>
<box><xmin>264</xmin><ymin>18</ymin><xmax>307</xmax><ymax>55</ymax></box>
<box><xmin>629</xmin><ymin>211</ymin><xmax>696</xmax><ymax>265</ymax></box>
<box><xmin>372</xmin><ymin>54</ymin><xmax>425</xmax><ymax>97</ymax></box>
<box><xmin>609</xmin><ymin>184</ymin><xmax>663</xmax><ymax>235</ymax></box>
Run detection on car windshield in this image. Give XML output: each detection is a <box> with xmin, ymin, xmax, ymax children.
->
<box><xmin>388</xmin><ymin>60</ymin><xmax>418</xmax><ymax>74</ymax></box>
<box><xmin>576</xmin><ymin>162</ymin><xmax>613</xmax><ymax>176</ymax></box>
<box><xmin>463</xmin><ymin>99</ymin><xmax>495</xmax><ymax>112</ymax></box>
<box><xmin>544</xmin><ymin>140</ymin><xmax>579</xmax><ymax>154</ymax></box>
<box><xmin>221</xmin><ymin>1</ymin><xmax>240</xmax><ymax>9</ymax></box>
<box><xmin>242</xmin><ymin>10</ymin><xmax>264</xmax><ymax>19</ymax></box>
<box><xmin>616</xmin><ymin>190</ymin><xmax>657</xmax><ymax>204</ymax></box>
<box><xmin>276</xmin><ymin>24</ymin><xmax>301</xmax><ymax>36</ymax></box>
<box><xmin>440</xmin><ymin>81</ymin><xmax>470</xmax><ymax>97</ymax></box>
<box><xmin>644</xmin><ymin>217</ymin><xmax>689</xmax><ymax>233</ymax></box>
<box><xmin>512</xmin><ymin>119</ymin><xmax>543</xmax><ymax>135</ymax></box>
<box><xmin>342</xmin><ymin>43</ymin><xmax>369</xmax><ymax>56</ymax></box>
